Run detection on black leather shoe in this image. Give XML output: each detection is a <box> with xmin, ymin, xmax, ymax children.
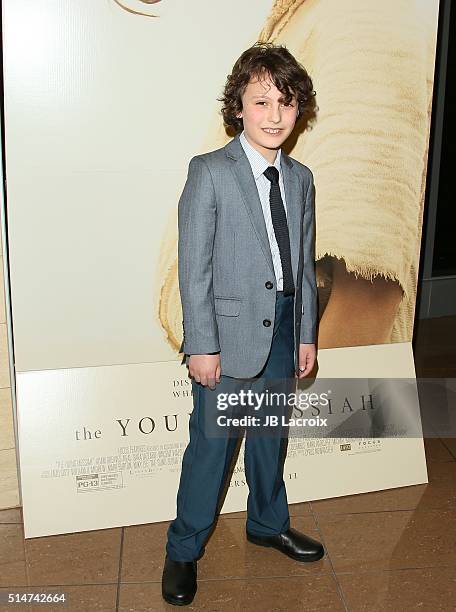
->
<box><xmin>246</xmin><ymin>527</ymin><xmax>324</xmax><ymax>562</ymax></box>
<box><xmin>161</xmin><ymin>555</ymin><xmax>197</xmax><ymax>606</ymax></box>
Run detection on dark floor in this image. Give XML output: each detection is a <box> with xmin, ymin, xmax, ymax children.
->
<box><xmin>0</xmin><ymin>316</ymin><xmax>455</xmax><ymax>611</ymax></box>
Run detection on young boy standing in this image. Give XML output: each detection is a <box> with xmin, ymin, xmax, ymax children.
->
<box><xmin>162</xmin><ymin>42</ymin><xmax>323</xmax><ymax>606</ymax></box>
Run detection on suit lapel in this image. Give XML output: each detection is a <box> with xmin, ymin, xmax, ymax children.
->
<box><xmin>281</xmin><ymin>156</ymin><xmax>301</xmax><ymax>286</ymax></box>
<box><xmin>225</xmin><ymin>135</ymin><xmax>302</xmax><ymax>284</ymax></box>
<box><xmin>225</xmin><ymin>135</ymin><xmax>274</xmax><ymax>274</ymax></box>
<box><xmin>230</xmin><ymin>155</ymin><xmax>275</xmax><ymax>276</ymax></box>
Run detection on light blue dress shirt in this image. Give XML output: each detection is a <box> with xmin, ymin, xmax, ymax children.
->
<box><xmin>239</xmin><ymin>130</ymin><xmax>288</xmax><ymax>291</ymax></box>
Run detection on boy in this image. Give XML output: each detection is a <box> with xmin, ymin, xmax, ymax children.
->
<box><xmin>162</xmin><ymin>42</ymin><xmax>323</xmax><ymax>606</ymax></box>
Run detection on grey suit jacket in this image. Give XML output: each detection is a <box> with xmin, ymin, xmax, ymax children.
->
<box><xmin>178</xmin><ymin>133</ymin><xmax>317</xmax><ymax>379</ymax></box>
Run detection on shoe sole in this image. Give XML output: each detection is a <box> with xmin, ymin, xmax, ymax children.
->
<box><xmin>246</xmin><ymin>532</ymin><xmax>325</xmax><ymax>562</ymax></box>
<box><xmin>162</xmin><ymin>591</ymin><xmax>196</xmax><ymax>606</ymax></box>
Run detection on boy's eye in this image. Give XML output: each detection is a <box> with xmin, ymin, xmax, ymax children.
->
<box><xmin>255</xmin><ymin>101</ymin><xmax>295</xmax><ymax>107</ymax></box>
<box><xmin>254</xmin><ymin>101</ymin><xmax>295</xmax><ymax>107</ymax></box>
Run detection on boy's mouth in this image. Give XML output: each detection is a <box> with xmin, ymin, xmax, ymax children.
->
<box><xmin>262</xmin><ymin>128</ymin><xmax>282</xmax><ymax>135</ymax></box>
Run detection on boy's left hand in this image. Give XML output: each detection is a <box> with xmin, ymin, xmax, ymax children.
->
<box><xmin>296</xmin><ymin>343</ymin><xmax>316</xmax><ymax>378</ymax></box>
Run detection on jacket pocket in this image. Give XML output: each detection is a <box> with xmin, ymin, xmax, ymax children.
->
<box><xmin>214</xmin><ymin>296</ymin><xmax>241</xmax><ymax>317</ymax></box>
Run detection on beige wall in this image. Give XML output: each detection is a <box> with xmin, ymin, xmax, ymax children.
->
<box><xmin>0</xmin><ymin>227</ymin><xmax>20</xmax><ymax>509</ymax></box>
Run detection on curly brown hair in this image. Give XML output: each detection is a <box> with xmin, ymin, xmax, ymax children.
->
<box><xmin>219</xmin><ymin>42</ymin><xmax>316</xmax><ymax>134</ymax></box>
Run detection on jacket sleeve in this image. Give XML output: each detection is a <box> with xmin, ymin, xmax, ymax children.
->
<box><xmin>178</xmin><ymin>155</ymin><xmax>220</xmax><ymax>355</ymax></box>
<box><xmin>300</xmin><ymin>170</ymin><xmax>318</xmax><ymax>344</ymax></box>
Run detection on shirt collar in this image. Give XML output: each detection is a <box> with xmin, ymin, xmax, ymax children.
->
<box><xmin>239</xmin><ymin>130</ymin><xmax>282</xmax><ymax>180</ymax></box>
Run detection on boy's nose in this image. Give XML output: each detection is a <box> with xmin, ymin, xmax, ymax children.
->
<box><xmin>268</xmin><ymin>105</ymin><xmax>282</xmax><ymax>123</ymax></box>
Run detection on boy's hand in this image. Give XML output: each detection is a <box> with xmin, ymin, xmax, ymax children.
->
<box><xmin>296</xmin><ymin>343</ymin><xmax>316</xmax><ymax>378</ymax></box>
<box><xmin>188</xmin><ymin>354</ymin><xmax>221</xmax><ymax>389</ymax></box>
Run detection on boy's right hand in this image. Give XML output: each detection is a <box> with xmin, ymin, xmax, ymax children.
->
<box><xmin>188</xmin><ymin>354</ymin><xmax>221</xmax><ymax>389</ymax></box>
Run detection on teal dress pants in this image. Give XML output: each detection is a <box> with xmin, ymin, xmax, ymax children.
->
<box><xmin>166</xmin><ymin>291</ymin><xmax>295</xmax><ymax>561</ymax></box>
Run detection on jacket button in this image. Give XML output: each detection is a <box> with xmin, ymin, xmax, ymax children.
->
<box><xmin>265</xmin><ymin>281</ymin><xmax>274</xmax><ymax>289</ymax></box>
<box><xmin>263</xmin><ymin>319</ymin><xmax>271</xmax><ymax>327</ymax></box>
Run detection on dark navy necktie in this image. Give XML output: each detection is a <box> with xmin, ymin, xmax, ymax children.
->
<box><xmin>263</xmin><ymin>166</ymin><xmax>295</xmax><ymax>296</ymax></box>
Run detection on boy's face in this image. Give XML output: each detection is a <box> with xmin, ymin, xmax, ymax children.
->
<box><xmin>236</xmin><ymin>73</ymin><xmax>298</xmax><ymax>163</ymax></box>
